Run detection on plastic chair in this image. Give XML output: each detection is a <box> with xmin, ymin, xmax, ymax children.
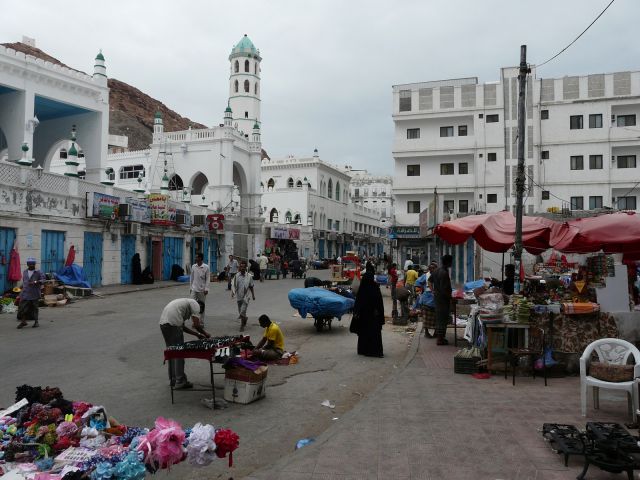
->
<box><xmin>580</xmin><ymin>338</ymin><xmax>640</xmax><ymax>422</ymax></box>
<box><xmin>504</xmin><ymin>327</ymin><xmax>547</xmax><ymax>386</ymax></box>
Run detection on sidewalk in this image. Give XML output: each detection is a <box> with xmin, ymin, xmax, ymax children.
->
<box><xmin>90</xmin><ymin>280</ymin><xmax>186</xmax><ymax>297</ymax></box>
<box><xmin>247</xmin><ymin>326</ymin><xmax>632</xmax><ymax>480</ymax></box>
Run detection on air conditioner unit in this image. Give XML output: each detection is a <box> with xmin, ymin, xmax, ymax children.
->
<box><xmin>118</xmin><ymin>204</ymin><xmax>131</xmax><ymax>217</ymax></box>
<box><xmin>175</xmin><ymin>213</ymin><xmax>187</xmax><ymax>225</ymax></box>
<box><xmin>192</xmin><ymin>215</ymin><xmax>205</xmax><ymax>226</ymax></box>
<box><xmin>124</xmin><ymin>223</ymin><xmax>140</xmax><ymax>235</ymax></box>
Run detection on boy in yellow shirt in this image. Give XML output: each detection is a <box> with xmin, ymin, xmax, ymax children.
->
<box><xmin>253</xmin><ymin>314</ymin><xmax>285</xmax><ymax>361</ymax></box>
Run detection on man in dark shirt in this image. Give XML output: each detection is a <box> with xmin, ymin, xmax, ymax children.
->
<box><xmin>431</xmin><ymin>255</ymin><xmax>453</xmax><ymax>345</ymax></box>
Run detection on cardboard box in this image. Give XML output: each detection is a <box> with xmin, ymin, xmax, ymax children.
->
<box><xmin>225</xmin><ymin>366</ymin><xmax>268</xmax><ymax>383</ymax></box>
<box><xmin>224</xmin><ymin>378</ymin><xmax>266</xmax><ymax>404</ymax></box>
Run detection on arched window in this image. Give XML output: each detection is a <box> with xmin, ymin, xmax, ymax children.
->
<box><xmin>267</xmin><ymin>178</ymin><xmax>275</xmax><ymax>190</ymax></box>
<box><xmin>244</xmin><ymin>59</ymin><xmax>249</xmax><ymax>72</ymax></box>
<box><xmin>234</xmin><ymin>80</ymin><xmax>239</xmax><ymax>93</ymax></box>
<box><xmin>234</xmin><ymin>60</ymin><xmax>239</xmax><ymax>73</ymax></box>
<box><xmin>287</xmin><ymin>177</ymin><xmax>294</xmax><ymax>188</ymax></box>
<box><xmin>269</xmin><ymin>208</ymin><xmax>279</xmax><ymax>222</ymax></box>
<box><xmin>168</xmin><ymin>174</ymin><xmax>183</xmax><ymax>191</ymax></box>
<box><xmin>296</xmin><ymin>180</ymin><xmax>302</xmax><ymax>188</ymax></box>
<box><xmin>255</xmin><ymin>62</ymin><xmax>258</xmax><ymax>74</ymax></box>
<box><xmin>285</xmin><ymin>211</ymin><xmax>292</xmax><ymax>223</ymax></box>
<box><xmin>335</xmin><ymin>182</ymin><xmax>340</xmax><ymax>201</ymax></box>
<box><xmin>244</xmin><ymin>80</ymin><xmax>250</xmax><ymax>93</ymax></box>
<box><xmin>260</xmin><ymin>182</ymin><xmax>264</xmax><ymax>191</ymax></box>
<box><xmin>254</xmin><ymin>83</ymin><xmax>258</xmax><ymax>95</ymax></box>
<box><xmin>293</xmin><ymin>214</ymin><xmax>301</xmax><ymax>224</ymax></box>
<box><xmin>328</xmin><ymin>179</ymin><xmax>333</xmax><ymax>199</ymax></box>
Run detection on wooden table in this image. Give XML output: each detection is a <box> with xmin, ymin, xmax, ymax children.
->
<box><xmin>485</xmin><ymin>322</ymin><xmax>530</xmax><ymax>372</ymax></box>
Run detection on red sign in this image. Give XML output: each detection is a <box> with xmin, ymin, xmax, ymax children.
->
<box><xmin>207</xmin><ymin>214</ymin><xmax>225</xmax><ymax>231</ymax></box>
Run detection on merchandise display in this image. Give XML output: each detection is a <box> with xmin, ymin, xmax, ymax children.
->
<box><xmin>0</xmin><ymin>385</ymin><xmax>239</xmax><ymax>478</ymax></box>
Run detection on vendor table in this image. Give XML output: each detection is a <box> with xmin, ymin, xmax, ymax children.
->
<box><xmin>485</xmin><ymin>323</ymin><xmax>530</xmax><ymax>372</ymax></box>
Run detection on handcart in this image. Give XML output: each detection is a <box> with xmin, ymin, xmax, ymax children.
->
<box><xmin>288</xmin><ymin>287</ymin><xmax>355</xmax><ymax>333</ymax></box>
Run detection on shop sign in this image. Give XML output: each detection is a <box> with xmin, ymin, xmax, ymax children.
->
<box><xmin>419</xmin><ymin>200</ymin><xmax>438</xmax><ymax>236</ymax></box>
<box><xmin>124</xmin><ymin>197</ymin><xmax>151</xmax><ymax>224</ymax></box>
<box><xmin>148</xmin><ymin>194</ymin><xmax>171</xmax><ymax>225</ymax></box>
<box><xmin>207</xmin><ymin>214</ymin><xmax>225</xmax><ymax>231</ymax></box>
<box><xmin>388</xmin><ymin>226</ymin><xmax>420</xmax><ymax>239</ymax></box>
<box><xmin>288</xmin><ymin>228</ymin><xmax>300</xmax><ymax>240</ymax></box>
<box><xmin>87</xmin><ymin>192</ymin><xmax>119</xmax><ymax>219</ymax></box>
<box><xmin>272</xmin><ymin>226</ymin><xmax>289</xmax><ymax>239</ymax></box>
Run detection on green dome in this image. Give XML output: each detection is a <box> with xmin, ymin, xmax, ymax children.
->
<box><xmin>225</xmin><ymin>106</ymin><xmax>232</xmax><ymax>113</ymax></box>
<box><xmin>68</xmin><ymin>143</ymin><xmax>78</xmax><ymax>156</ymax></box>
<box><xmin>21</xmin><ymin>143</ymin><xmax>29</xmax><ymax>152</ymax></box>
<box><xmin>95</xmin><ymin>50</ymin><xmax>105</xmax><ymax>61</ymax></box>
<box><xmin>253</xmin><ymin>122</ymin><xmax>260</xmax><ymax>129</ymax></box>
<box><xmin>154</xmin><ymin>111</ymin><xmax>163</xmax><ymax>119</ymax></box>
<box><xmin>229</xmin><ymin>34</ymin><xmax>260</xmax><ymax>60</ymax></box>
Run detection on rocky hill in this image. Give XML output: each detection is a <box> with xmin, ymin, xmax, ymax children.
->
<box><xmin>2</xmin><ymin>42</ymin><xmax>270</xmax><ymax>158</ymax></box>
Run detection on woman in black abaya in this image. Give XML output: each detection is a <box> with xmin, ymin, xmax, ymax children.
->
<box><xmin>350</xmin><ymin>263</ymin><xmax>385</xmax><ymax>357</ymax></box>
<box><xmin>131</xmin><ymin>253</ymin><xmax>143</xmax><ymax>285</ymax></box>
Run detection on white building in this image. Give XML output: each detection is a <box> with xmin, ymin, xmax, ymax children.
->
<box><xmin>260</xmin><ymin>151</ymin><xmax>382</xmax><ymax>259</ymax></box>
<box><xmin>346</xmin><ymin>168</ymin><xmax>393</xmax><ymax>227</ymax></box>
<box><xmin>392</xmin><ymin>67</ymin><xmax>640</xmax><ymax>280</ymax></box>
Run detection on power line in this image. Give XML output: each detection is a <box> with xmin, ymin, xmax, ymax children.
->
<box><xmin>536</xmin><ymin>0</ymin><xmax>616</xmax><ymax>68</ymax></box>
<box><xmin>524</xmin><ymin>171</ymin><xmax>572</xmax><ymax>205</ymax></box>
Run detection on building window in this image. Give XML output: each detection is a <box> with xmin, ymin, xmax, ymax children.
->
<box><xmin>542</xmin><ymin>190</ymin><xmax>550</xmax><ymax>200</ymax></box>
<box><xmin>589</xmin><ymin>155</ymin><xmax>603</xmax><ymax>169</ymax></box>
<box><xmin>617</xmin><ymin>196</ymin><xmax>637</xmax><ymax>210</ymax></box>
<box><xmin>267</xmin><ymin>178</ymin><xmax>275</xmax><ymax>190</ymax></box>
<box><xmin>443</xmin><ymin>200</ymin><xmax>455</xmax><ymax>213</ymax></box>
<box><xmin>354</xmin><ymin>188</ymin><xmax>359</xmax><ymax>197</ymax></box>
<box><xmin>119</xmin><ymin>165</ymin><xmax>145</xmax><ymax>180</ymax></box>
<box><xmin>296</xmin><ymin>180</ymin><xmax>302</xmax><ymax>188</ymax></box>
<box><xmin>407</xmin><ymin>201</ymin><xmax>421</xmax><ymax>213</ymax></box>
<box><xmin>617</xmin><ymin>114</ymin><xmax>636</xmax><ymax>127</ymax></box>
<box><xmin>570</xmin><ymin>115</ymin><xmax>583</xmax><ymax>129</ymax></box>
<box><xmin>399</xmin><ymin>90</ymin><xmax>411</xmax><ymax>112</ymax></box>
<box><xmin>269</xmin><ymin>208</ymin><xmax>278</xmax><ymax>222</ymax></box>
<box><xmin>407</xmin><ymin>128</ymin><xmax>420</xmax><ymax>139</ymax></box>
<box><xmin>234</xmin><ymin>80</ymin><xmax>239</xmax><ymax>93</ymax></box>
<box><xmin>541</xmin><ymin>110</ymin><xmax>549</xmax><ymax>120</ymax></box>
<box><xmin>255</xmin><ymin>62</ymin><xmax>258</xmax><ymax>74</ymax></box>
<box><xmin>479</xmin><ymin>113</ymin><xmax>484</xmax><ymax>119</ymax></box>
<box><xmin>487</xmin><ymin>193</ymin><xmax>497</xmax><ymax>203</ymax></box>
<box><xmin>293</xmin><ymin>214</ymin><xmax>301</xmax><ymax>224</ymax></box>
<box><xmin>570</xmin><ymin>196</ymin><xmax>584</xmax><ymax>210</ymax></box>
<box><xmin>59</xmin><ymin>148</ymin><xmax>68</xmax><ymax>159</ymax></box>
<box><xmin>570</xmin><ymin>155</ymin><xmax>584</xmax><ymax>170</ymax></box>
<box><xmin>488</xmin><ymin>152</ymin><xmax>497</xmax><ymax>162</ymax></box>
<box><xmin>440</xmin><ymin>163</ymin><xmax>454</xmax><ymax>175</ymax></box>
<box><xmin>440</xmin><ymin>126</ymin><xmax>454</xmax><ymax>137</ymax></box>
<box><xmin>618</xmin><ymin>155</ymin><xmax>637</xmax><ymax>168</ymax></box>
<box><xmin>458</xmin><ymin>162</ymin><xmax>468</xmax><ymax>174</ymax></box>
<box><xmin>459</xmin><ymin>200</ymin><xmax>469</xmax><ymax>213</ymax></box>
<box><xmin>244</xmin><ymin>59</ymin><xmax>249</xmax><ymax>72</ymax></box>
<box><xmin>234</xmin><ymin>60</ymin><xmax>239</xmax><ymax>73</ymax></box>
<box><xmin>486</xmin><ymin>114</ymin><xmax>499</xmax><ymax>123</ymax></box>
<box><xmin>244</xmin><ymin>111</ymin><xmax>248</xmax><ymax>118</ymax></box>
<box><xmin>335</xmin><ymin>220</ymin><xmax>340</xmax><ymax>231</ymax></box>
<box><xmin>589</xmin><ymin>114</ymin><xmax>603</xmax><ymax>128</ymax></box>
<box><xmin>407</xmin><ymin>164</ymin><xmax>420</xmax><ymax>176</ymax></box>
<box><xmin>255</xmin><ymin>83</ymin><xmax>258</xmax><ymax>95</ymax></box>
<box><xmin>287</xmin><ymin>177</ymin><xmax>294</xmax><ymax>188</ymax></box>
<box><xmin>285</xmin><ymin>211</ymin><xmax>292</xmax><ymax>223</ymax></box>
<box><xmin>335</xmin><ymin>182</ymin><xmax>340</xmax><ymax>201</ymax></box>
<box><xmin>589</xmin><ymin>196</ymin><xmax>603</xmax><ymax>210</ymax></box>
<box><xmin>244</xmin><ymin>80</ymin><xmax>250</xmax><ymax>93</ymax></box>
<box><xmin>542</xmin><ymin>150</ymin><xmax>550</xmax><ymax>160</ymax></box>
<box><xmin>458</xmin><ymin>125</ymin><xmax>468</xmax><ymax>136</ymax></box>
<box><xmin>328</xmin><ymin>179</ymin><xmax>333</xmax><ymax>199</ymax></box>
<box><xmin>327</xmin><ymin>218</ymin><xmax>332</xmax><ymax>229</ymax></box>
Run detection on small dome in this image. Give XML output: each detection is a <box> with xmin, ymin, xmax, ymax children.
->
<box><xmin>68</xmin><ymin>143</ymin><xmax>78</xmax><ymax>157</ymax></box>
<box><xmin>154</xmin><ymin>111</ymin><xmax>163</xmax><ymax>119</ymax></box>
<box><xmin>21</xmin><ymin>143</ymin><xmax>29</xmax><ymax>152</ymax></box>
<box><xmin>253</xmin><ymin>122</ymin><xmax>260</xmax><ymax>130</ymax></box>
<box><xmin>229</xmin><ymin>34</ymin><xmax>260</xmax><ymax>60</ymax></box>
<box><xmin>95</xmin><ymin>50</ymin><xmax>105</xmax><ymax>61</ymax></box>
<box><xmin>225</xmin><ymin>106</ymin><xmax>232</xmax><ymax>113</ymax></box>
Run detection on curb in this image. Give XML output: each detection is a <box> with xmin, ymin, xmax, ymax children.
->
<box><xmin>89</xmin><ymin>282</ymin><xmax>185</xmax><ymax>298</ymax></box>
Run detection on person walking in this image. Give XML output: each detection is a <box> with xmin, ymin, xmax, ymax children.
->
<box><xmin>432</xmin><ymin>255</ymin><xmax>453</xmax><ymax>345</ymax></box>
<box><xmin>231</xmin><ymin>260</ymin><xmax>255</xmax><ymax>332</ymax></box>
<box><xmin>16</xmin><ymin>257</ymin><xmax>44</xmax><ymax>329</ymax></box>
<box><xmin>190</xmin><ymin>252</ymin><xmax>209</xmax><ymax>305</ymax></box>
<box><xmin>159</xmin><ymin>298</ymin><xmax>211</xmax><ymax>389</ymax></box>
<box><xmin>350</xmin><ymin>263</ymin><xmax>385</xmax><ymax>357</ymax></box>
<box><xmin>258</xmin><ymin>252</ymin><xmax>268</xmax><ymax>282</ymax></box>
<box><xmin>226</xmin><ymin>255</ymin><xmax>238</xmax><ymax>291</ymax></box>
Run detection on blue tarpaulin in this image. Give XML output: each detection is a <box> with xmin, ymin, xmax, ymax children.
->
<box><xmin>464</xmin><ymin>279</ymin><xmax>486</xmax><ymax>291</ymax></box>
<box><xmin>54</xmin><ymin>264</ymin><xmax>91</xmax><ymax>289</ymax></box>
<box><xmin>288</xmin><ymin>287</ymin><xmax>354</xmax><ymax>319</ymax></box>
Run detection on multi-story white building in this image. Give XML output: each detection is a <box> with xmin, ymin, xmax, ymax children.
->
<box><xmin>346</xmin><ymin>168</ymin><xmax>393</xmax><ymax>227</ymax></box>
<box><xmin>260</xmin><ymin>150</ymin><xmax>382</xmax><ymax>259</ymax></box>
<box><xmin>392</xmin><ymin>67</ymin><xmax>640</xmax><ymax>279</ymax></box>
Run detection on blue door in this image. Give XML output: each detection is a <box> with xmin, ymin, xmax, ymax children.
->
<box><xmin>83</xmin><ymin>232</ymin><xmax>103</xmax><ymax>287</ymax></box>
<box><xmin>41</xmin><ymin>230</ymin><xmax>65</xmax><ymax>275</ymax></box>
<box><xmin>0</xmin><ymin>227</ymin><xmax>16</xmax><ymax>294</ymax></box>
<box><xmin>457</xmin><ymin>244</ymin><xmax>465</xmax><ymax>284</ymax></box>
<box><xmin>163</xmin><ymin>237</ymin><xmax>184</xmax><ymax>280</ymax></box>
<box><xmin>209</xmin><ymin>237</ymin><xmax>218</xmax><ymax>273</ymax></box>
<box><xmin>318</xmin><ymin>239</ymin><xmax>325</xmax><ymax>258</ymax></box>
<box><xmin>120</xmin><ymin>235</ymin><xmax>136</xmax><ymax>284</ymax></box>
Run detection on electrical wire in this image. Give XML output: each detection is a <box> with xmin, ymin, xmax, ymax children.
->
<box><xmin>536</xmin><ymin>0</ymin><xmax>616</xmax><ymax>68</ymax></box>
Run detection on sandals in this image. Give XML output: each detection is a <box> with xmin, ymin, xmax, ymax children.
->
<box><xmin>17</xmin><ymin>322</ymin><xmax>28</xmax><ymax>329</ymax></box>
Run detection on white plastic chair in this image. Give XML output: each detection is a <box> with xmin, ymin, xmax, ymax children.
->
<box><xmin>580</xmin><ymin>338</ymin><xmax>640</xmax><ymax>421</ymax></box>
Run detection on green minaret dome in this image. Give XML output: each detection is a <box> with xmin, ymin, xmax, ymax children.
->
<box><xmin>154</xmin><ymin>111</ymin><xmax>163</xmax><ymax>119</ymax></box>
<box><xmin>225</xmin><ymin>106</ymin><xmax>232</xmax><ymax>113</ymax></box>
<box><xmin>68</xmin><ymin>143</ymin><xmax>78</xmax><ymax>156</ymax></box>
<box><xmin>253</xmin><ymin>122</ymin><xmax>260</xmax><ymax>129</ymax></box>
<box><xmin>95</xmin><ymin>51</ymin><xmax>105</xmax><ymax>61</ymax></box>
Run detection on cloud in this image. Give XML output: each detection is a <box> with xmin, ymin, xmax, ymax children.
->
<box><xmin>2</xmin><ymin>0</ymin><xmax>638</xmax><ymax>175</ymax></box>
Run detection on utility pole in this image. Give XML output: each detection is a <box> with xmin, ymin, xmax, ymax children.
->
<box><xmin>514</xmin><ymin>45</ymin><xmax>530</xmax><ymax>294</ymax></box>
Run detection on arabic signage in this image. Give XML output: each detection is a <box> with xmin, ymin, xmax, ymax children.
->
<box><xmin>124</xmin><ymin>197</ymin><xmax>151</xmax><ymax>224</ymax></box>
<box><xmin>149</xmin><ymin>194</ymin><xmax>171</xmax><ymax>225</ymax></box>
<box><xmin>271</xmin><ymin>226</ymin><xmax>300</xmax><ymax>240</ymax></box>
<box><xmin>388</xmin><ymin>226</ymin><xmax>420</xmax><ymax>239</ymax></box>
<box><xmin>87</xmin><ymin>192</ymin><xmax>119</xmax><ymax>219</ymax></box>
<box><xmin>207</xmin><ymin>214</ymin><xmax>225</xmax><ymax>231</ymax></box>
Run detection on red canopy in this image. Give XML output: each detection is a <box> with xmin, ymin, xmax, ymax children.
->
<box><xmin>551</xmin><ymin>212</ymin><xmax>640</xmax><ymax>254</ymax></box>
<box><xmin>434</xmin><ymin>210</ymin><xmax>560</xmax><ymax>253</ymax></box>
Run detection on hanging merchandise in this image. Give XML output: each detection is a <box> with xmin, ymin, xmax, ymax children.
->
<box><xmin>8</xmin><ymin>240</ymin><xmax>22</xmax><ymax>283</ymax></box>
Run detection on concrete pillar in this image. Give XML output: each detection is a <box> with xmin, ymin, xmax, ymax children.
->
<box><xmin>0</xmin><ymin>89</ymin><xmax>28</xmax><ymax>162</ymax></box>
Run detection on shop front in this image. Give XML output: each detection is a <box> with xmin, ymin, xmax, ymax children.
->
<box><xmin>264</xmin><ymin>225</ymin><xmax>301</xmax><ymax>260</ymax></box>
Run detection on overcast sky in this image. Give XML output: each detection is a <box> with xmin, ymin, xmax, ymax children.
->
<box><xmin>3</xmin><ymin>0</ymin><xmax>639</xmax><ymax>174</ymax></box>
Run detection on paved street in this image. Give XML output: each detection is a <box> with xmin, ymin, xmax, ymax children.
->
<box><xmin>0</xmin><ymin>271</ymin><xmax>411</xmax><ymax>479</ymax></box>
